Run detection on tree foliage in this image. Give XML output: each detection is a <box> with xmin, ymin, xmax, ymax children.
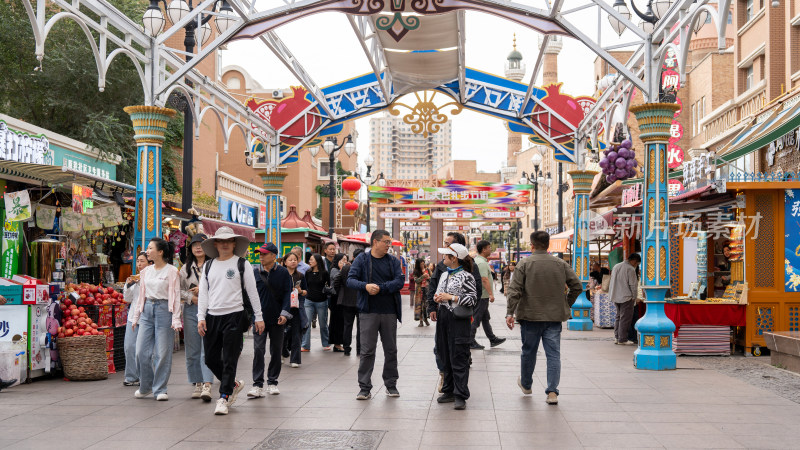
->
<box><xmin>0</xmin><ymin>0</ymin><xmax>181</xmax><ymax>190</ymax></box>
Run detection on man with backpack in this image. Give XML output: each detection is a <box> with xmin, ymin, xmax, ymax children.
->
<box><xmin>197</xmin><ymin>227</ymin><xmax>265</xmax><ymax>415</ymax></box>
<box><xmin>247</xmin><ymin>243</ymin><xmax>293</xmax><ymax>398</ymax></box>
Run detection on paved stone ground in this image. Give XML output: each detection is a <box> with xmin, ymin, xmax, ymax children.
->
<box><xmin>2</xmin><ymin>289</ymin><xmax>800</xmax><ymax>449</ymax></box>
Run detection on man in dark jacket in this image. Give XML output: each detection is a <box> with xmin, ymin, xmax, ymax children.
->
<box><xmin>506</xmin><ymin>231</ymin><xmax>583</xmax><ymax>405</ymax></box>
<box><xmin>247</xmin><ymin>243</ymin><xmax>293</xmax><ymax>398</ymax></box>
<box><xmin>346</xmin><ymin>230</ymin><xmax>404</xmax><ymax>400</ymax></box>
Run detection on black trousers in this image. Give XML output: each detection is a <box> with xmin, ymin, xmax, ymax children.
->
<box><xmin>284</xmin><ymin>313</ymin><xmax>303</xmax><ymax>364</ymax></box>
<box><xmin>342</xmin><ymin>306</ymin><xmax>360</xmax><ymax>354</ymax></box>
<box><xmin>470</xmin><ymin>297</ymin><xmax>497</xmax><ymax>342</ymax></box>
<box><xmin>252</xmin><ymin>323</ymin><xmax>285</xmax><ymax>387</ymax></box>
<box><xmin>203</xmin><ymin>310</ymin><xmax>247</xmax><ymax>396</ymax></box>
<box><xmin>329</xmin><ymin>304</ymin><xmax>344</xmax><ymax>346</ymax></box>
<box><xmin>435</xmin><ymin>307</ymin><xmax>472</xmax><ymax>400</ymax></box>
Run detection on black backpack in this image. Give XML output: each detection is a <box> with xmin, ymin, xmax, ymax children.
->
<box><xmin>204</xmin><ymin>257</ymin><xmax>255</xmax><ymax>324</ymax></box>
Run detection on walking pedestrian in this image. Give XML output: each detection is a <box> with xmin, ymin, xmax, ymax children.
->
<box><xmin>122</xmin><ymin>251</ymin><xmax>152</xmax><ymax>387</ymax></box>
<box><xmin>609</xmin><ymin>253</ymin><xmax>641</xmax><ymax>345</ymax></box>
<box><xmin>180</xmin><ymin>233</ymin><xmax>214</xmax><ymax>401</ymax></box>
<box><xmin>501</xmin><ymin>262</ymin><xmax>515</xmax><ymax>294</ymax></box>
<box><xmin>470</xmin><ymin>240</ymin><xmax>506</xmax><ymax>349</ymax></box>
<box><xmin>282</xmin><ymin>252</ymin><xmax>308</xmax><ymax>367</ymax></box>
<box><xmin>197</xmin><ymin>227</ymin><xmax>265</xmax><ymax>415</ymax></box>
<box><xmin>336</xmin><ymin>249</ymin><xmax>362</xmax><ymax>356</ymax></box>
<box><xmin>323</xmin><ymin>242</ymin><xmax>337</xmax><ymax>273</ymax></box>
<box><xmin>302</xmin><ymin>254</ymin><xmax>331</xmax><ymax>351</ymax></box>
<box><xmin>131</xmin><ymin>238</ymin><xmax>182</xmax><ymax>401</ymax></box>
<box><xmin>506</xmin><ymin>231</ymin><xmax>583</xmax><ymax>405</ymax></box>
<box><xmin>430</xmin><ymin>243</ymin><xmax>477</xmax><ymax>410</ymax></box>
<box><xmin>248</xmin><ymin>243</ymin><xmax>293</xmax><ymax>398</ymax></box>
<box><xmin>291</xmin><ymin>246</ymin><xmax>310</xmax><ymax>274</ymax></box>
<box><xmin>328</xmin><ymin>253</ymin><xmax>348</xmax><ymax>352</ymax></box>
<box><xmin>412</xmin><ymin>258</ymin><xmax>430</xmax><ymax>327</ymax></box>
<box><xmin>346</xmin><ymin>230</ymin><xmax>404</xmax><ymax>400</ymax></box>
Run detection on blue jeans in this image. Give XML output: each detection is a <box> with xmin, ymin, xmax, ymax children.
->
<box><xmin>302</xmin><ymin>300</ymin><xmax>329</xmax><ymax>349</ymax></box>
<box><xmin>183</xmin><ymin>303</ymin><xmax>214</xmax><ymax>384</ymax></box>
<box><xmin>519</xmin><ymin>321</ymin><xmax>562</xmax><ymax>395</ymax></box>
<box><xmin>124</xmin><ymin>321</ymin><xmax>139</xmax><ymax>383</ymax></box>
<box><xmin>135</xmin><ymin>299</ymin><xmax>175</xmax><ymax>396</ymax></box>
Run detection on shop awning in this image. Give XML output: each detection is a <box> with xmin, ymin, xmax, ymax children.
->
<box><xmin>719</xmin><ymin>100</ymin><xmax>800</xmax><ymax>163</ymax></box>
<box><xmin>201</xmin><ymin>217</ymin><xmax>256</xmax><ymax>241</ymax></box>
<box><xmin>0</xmin><ymin>160</ymin><xmax>134</xmax><ymax>193</ymax></box>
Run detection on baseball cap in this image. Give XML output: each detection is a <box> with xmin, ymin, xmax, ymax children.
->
<box><xmin>255</xmin><ymin>243</ymin><xmax>279</xmax><ymax>255</ymax></box>
<box><xmin>438</xmin><ymin>243</ymin><xmax>468</xmax><ymax>260</ymax></box>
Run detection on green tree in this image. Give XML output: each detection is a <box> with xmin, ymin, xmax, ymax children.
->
<box><xmin>0</xmin><ymin>0</ymin><xmax>181</xmax><ymax>190</ymax></box>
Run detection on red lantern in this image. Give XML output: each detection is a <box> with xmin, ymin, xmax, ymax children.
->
<box><xmin>345</xmin><ymin>200</ymin><xmax>359</xmax><ymax>212</ymax></box>
<box><xmin>341</xmin><ymin>176</ymin><xmax>361</xmax><ymax>199</ymax></box>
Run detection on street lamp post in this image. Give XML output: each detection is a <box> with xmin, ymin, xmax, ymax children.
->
<box><xmin>547</xmin><ymin>163</ymin><xmax>570</xmax><ymax>233</ymax></box>
<box><xmin>142</xmin><ymin>0</ymin><xmax>236</xmax><ymax>215</ymax></box>
<box><xmin>322</xmin><ymin>135</ymin><xmax>355</xmax><ymax>237</ymax></box>
<box><xmin>520</xmin><ymin>150</ymin><xmax>546</xmax><ymax>233</ymax></box>
<box><xmin>355</xmin><ymin>155</ymin><xmax>386</xmax><ymax>232</ymax></box>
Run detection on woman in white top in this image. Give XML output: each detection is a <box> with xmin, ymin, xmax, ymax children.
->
<box><xmin>180</xmin><ymin>233</ymin><xmax>214</xmax><ymax>401</ymax></box>
<box><xmin>132</xmin><ymin>238</ymin><xmax>182</xmax><ymax>401</ymax></box>
<box><xmin>122</xmin><ymin>252</ymin><xmax>152</xmax><ymax>386</ymax></box>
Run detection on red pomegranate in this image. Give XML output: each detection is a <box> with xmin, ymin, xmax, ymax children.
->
<box><xmin>245</xmin><ymin>86</ymin><xmax>321</xmax><ymax>146</ymax></box>
<box><xmin>530</xmin><ymin>83</ymin><xmax>588</xmax><ymax>145</ymax></box>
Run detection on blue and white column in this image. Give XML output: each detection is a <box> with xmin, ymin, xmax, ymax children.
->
<box><xmin>630</xmin><ymin>103</ymin><xmax>680</xmax><ymax>371</ymax></box>
<box><xmin>124</xmin><ymin>106</ymin><xmax>176</xmax><ymax>256</ymax></box>
<box><xmin>567</xmin><ymin>170</ymin><xmax>597</xmax><ymax>331</ymax></box>
<box><xmin>261</xmin><ymin>172</ymin><xmax>287</xmax><ymax>255</ymax></box>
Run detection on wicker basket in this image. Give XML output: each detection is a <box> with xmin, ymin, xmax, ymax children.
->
<box><xmin>58</xmin><ymin>335</ymin><xmax>108</xmax><ymax>381</ymax></box>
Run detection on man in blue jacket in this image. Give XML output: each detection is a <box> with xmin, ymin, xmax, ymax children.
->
<box><xmin>247</xmin><ymin>243</ymin><xmax>293</xmax><ymax>398</ymax></box>
<box><xmin>346</xmin><ymin>229</ymin><xmax>405</xmax><ymax>400</ymax></box>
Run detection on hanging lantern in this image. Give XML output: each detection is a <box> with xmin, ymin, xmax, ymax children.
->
<box><xmin>345</xmin><ymin>200</ymin><xmax>359</xmax><ymax>212</ymax></box>
<box><xmin>341</xmin><ymin>176</ymin><xmax>362</xmax><ymax>200</ymax></box>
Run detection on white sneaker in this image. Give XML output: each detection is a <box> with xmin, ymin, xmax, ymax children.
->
<box><xmin>200</xmin><ymin>384</ymin><xmax>212</xmax><ymax>402</ymax></box>
<box><xmin>247</xmin><ymin>386</ymin><xmax>265</xmax><ymax>398</ymax></box>
<box><xmin>214</xmin><ymin>398</ymin><xmax>229</xmax><ymax>415</ymax></box>
<box><xmin>156</xmin><ymin>393</ymin><xmax>169</xmax><ymax>401</ymax></box>
<box><xmin>291</xmin><ymin>363</ymin><xmax>300</xmax><ymax>368</ymax></box>
<box><xmin>229</xmin><ymin>380</ymin><xmax>244</xmax><ymax>406</ymax></box>
<box><xmin>134</xmin><ymin>389</ymin><xmax>152</xmax><ymax>399</ymax></box>
<box><xmin>191</xmin><ymin>383</ymin><xmax>203</xmax><ymax>399</ymax></box>
<box><xmin>267</xmin><ymin>385</ymin><xmax>280</xmax><ymax>395</ymax></box>
<box><xmin>517</xmin><ymin>376</ymin><xmax>532</xmax><ymax>395</ymax></box>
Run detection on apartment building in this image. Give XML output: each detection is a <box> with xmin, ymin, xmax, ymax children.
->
<box><xmin>368</xmin><ymin>112</ymin><xmax>452</xmax><ymax>180</ymax></box>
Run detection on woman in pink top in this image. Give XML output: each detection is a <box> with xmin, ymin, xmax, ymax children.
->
<box><xmin>131</xmin><ymin>237</ymin><xmax>181</xmax><ymax>401</ymax></box>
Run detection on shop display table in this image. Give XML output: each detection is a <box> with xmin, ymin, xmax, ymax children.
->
<box><xmin>592</xmin><ymin>292</ymin><xmax>616</xmax><ymax>329</ymax></box>
<box><xmin>665</xmin><ymin>302</ymin><xmax>746</xmax><ymax>356</ymax></box>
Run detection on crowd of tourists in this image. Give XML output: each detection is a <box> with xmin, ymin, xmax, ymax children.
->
<box><xmin>119</xmin><ymin>227</ymin><xmax>583</xmax><ymax>415</ymax></box>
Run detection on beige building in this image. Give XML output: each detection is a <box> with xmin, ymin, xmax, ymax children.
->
<box><xmin>368</xmin><ymin>112</ymin><xmax>452</xmax><ymax>180</ymax></box>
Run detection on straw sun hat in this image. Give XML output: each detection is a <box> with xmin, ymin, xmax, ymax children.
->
<box><xmin>201</xmin><ymin>226</ymin><xmax>250</xmax><ymax>258</ymax></box>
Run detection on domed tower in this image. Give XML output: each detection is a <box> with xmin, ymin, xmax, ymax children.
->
<box><xmin>538</xmin><ymin>35</ymin><xmax>562</xmax><ymax>86</ymax></box>
<box><xmin>505</xmin><ymin>34</ymin><xmax>527</xmax><ymax>166</ymax></box>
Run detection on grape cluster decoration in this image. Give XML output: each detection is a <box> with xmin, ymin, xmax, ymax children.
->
<box><xmin>598</xmin><ymin>138</ymin><xmax>638</xmax><ymax>183</ymax></box>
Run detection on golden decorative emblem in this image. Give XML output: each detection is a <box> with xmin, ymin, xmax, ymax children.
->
<box><xmin>146</xmin><ymin>199</ymin><xmax>155</xmax><ymax>232</ymax></box>
<box><xmin>137</xmin><ymin>201</ymin><xmax>143</xmax><ymax>232</ymax></box>
<box><xmin>139</xmin><ymin>149</ymin><xmax>146</xmax><ymax>185</ymax></box>
<box><xmin>147</xmin><ymin>150</ymin><xmax>155</xmax><ymax>185</ymax></box>
<box><xmin>659</xmin><ymin>336</ymin><xmax>670</xmax><ymax>348</ymax></box>
<box><xmin>659</xmin><ymin>148</ymin><xmax>666</xmax><ymax>183</ymax></box>
<box><xmin>388</xmin><ymin>91</ymin><xmax>462</xmax><ymax>138</ymax></box>
<box><xmin>647</xmin><ymin>247</ymin><xmax>656</xmax><ymax>281</ymax></box>
<box><xmin>643</xmin><ymin>335</ymin><xmax>655</xmax><ymax>347</ymax></box>
<box><xmin>659</xmin><ymin>245</ymin><xmax>667</xmax><ymax>281</ymax></box>
<box><xmin>648</xmin><ymin>149</ymin><xmax>655</xmax><ymax>185</ymax></box>
<box><xmin>648</xmin><ymin>198</ymin><xmax>656</xmax><ymax>234</ymax></box>
<box><xmin>583</xmin><ymin>310</ymin><xmax>589</xmax><ymax>317</ymax></box>
<box><xmin>659</xmin><ymin>198</ymin><xmax>666</xmax><ymax>229</ymax></box>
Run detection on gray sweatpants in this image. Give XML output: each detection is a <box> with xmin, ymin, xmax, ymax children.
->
<box><xmin>614</xmin><ymin>300</ymin><xmax>635</xmax><ymax>343</ymax></box>
<box><xmin>357</xmin><ymin>313</ymin><xmax>399</xmax><ymax>391</ymax></box>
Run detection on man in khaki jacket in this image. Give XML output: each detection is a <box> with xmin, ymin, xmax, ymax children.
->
<box><xmin>506</xmin><ymin>231</ymin><xmax>583</xmax><ymax>405</ymax></box>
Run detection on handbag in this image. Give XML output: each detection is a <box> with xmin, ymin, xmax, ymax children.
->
<box><xmin>601</xmin><ymin>274</ymin><xmax>611</xmax><ymax>293</ymax></box>
<box><xmin>443</xmin><ymin>270</ymin><xmax>473</xmax><ymax>319</ymax></box>
<box><xmin>290</xmin><ymin>289</ymin><xmax>299</xmax><ymax>308</ymax></box>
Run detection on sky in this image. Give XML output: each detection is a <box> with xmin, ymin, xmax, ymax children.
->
<box><xmin>220</xmin><ymin>1</ymin><xmax>634</xmax><ymax>175</ymax></box>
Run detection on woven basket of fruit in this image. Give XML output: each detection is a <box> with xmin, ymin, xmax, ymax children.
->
<box><xmin>59</xmin><ymin>335</ymin><xmax>108</xmax><ymax>381</ymax></box>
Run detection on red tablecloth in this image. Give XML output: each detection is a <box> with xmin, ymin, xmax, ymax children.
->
<box><xmin>665</xmin><ymin>303</ymin><xmax>746</xmax><ymax>335</ymax></box>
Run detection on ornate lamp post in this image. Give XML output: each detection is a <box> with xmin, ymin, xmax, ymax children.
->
<box><xmin>607</xmin><ymin>0</ymin><xmax>674</xmax><ymax>36</ymax></box>
<box><xmin>322</xmin><ymin>135</ymin><xmax>355</xmax><ymax>237</ymax></box>
<box><xmin>519</xmin><ymin>148</ymin><xmax>547</xmax><ymax>233</ymax></box>
<box><xmin>142</xmin><ymin>0</ymin><xmax>236</xmax><ymax>215</ymax></box>
<box><xmin>355</xmin><ymin>155</ymin><xmax>385</xmax><ymax>232</ymax></box>
<box><xmin>546</xmin><ymin>165</ymin><xmax>570</xmax><ymax>233</ymax></box>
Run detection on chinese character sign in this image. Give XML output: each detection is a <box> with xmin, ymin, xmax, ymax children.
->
<box><xmin>784</xmin><ymin>189</ymin><xmax>800</xmax><ymax>292</ymax></box>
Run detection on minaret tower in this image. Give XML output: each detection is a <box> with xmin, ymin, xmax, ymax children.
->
<box><xmin>504</xmin><ymin>34</ymin><xmax>526</xmax><ymax>166</ymax></box>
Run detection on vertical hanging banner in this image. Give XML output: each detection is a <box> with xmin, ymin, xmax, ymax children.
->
<box><xmin>72</xmin><ymin>185</ymin><xmax>94</xmax><ymax>213</ymax></box>
<box><xmin>1</xmin><ymin>219</ymin><xmax>21</xmax><ymax>277</ymax></box>
<box><xmin>3</xmin><ymin>190</ymin><xmax>31</xmax><ymax>222</ymax></box>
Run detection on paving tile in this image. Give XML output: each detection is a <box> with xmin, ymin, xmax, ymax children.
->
<box><xmin>731</xmin><ymin>433</ymin><xmax>800</xmax><ymax>449</ymax></box>
<box><xmin>0</xmin><ymin>439</ymin><xmax>21</xmax><ymax>450</ymax></box>
<box><xmin>169</xmin><ymin>442</ymin><xmax>254</xmax><ymax>450</ymax></box>
<box><xmin>376</xmin><ymin>429</ymin><xmax>424</xmax><ymax>449</ymax></box>
<box><xmin>498</xmin><ymin>432</ymin><xmax>583</xmax><ymax>449</ymax></box>
<box><xmin>234</xmin><ymin>428</ymin><xmax>275</xmax><ymax>443</ymax></box>
<box><xmin>108</xmin><ymin>425</ymin><xmax>202</xmax><ymax>443</ymax></box>
<box><xmin>561</xmin><ymin>410</ymin><xmax>634</xmax><ymax>422</ymax></box>
<box><xmin>575</xmin><ymin>433</ymin><xmax>665</xmax><ymax>448</ymax></box>
<box><xmin>277</xmin><ymin>415</ymin><xmax>357</xmax><ymax>430</ymax></box>
<box><xmin>569</xmin><ymin>421</ymin><xmax>643</xmax><ymax>435</ymax></box>
<box><xmin>354</xmin><ymin>417</ymin><xmax>427</xmax><ymax>430</ymax></box>
<box><xmin>639</xmin><ymin>421</ymin><xmax>727</xmax><ymax>436</ymax></box>
<box><xmin>184</xmin><ymin>426</ymin><xmax>247</xmax><ymax>442</ymax></box>
<box><xmin>654</xmin><ymin>433</ymin><xmax>745</xmax><ymax>449</ymax></box>
<box><xmin>420</xmin><ymin>431</ymin><xmax>500</xmax><ymax>447</ymax></box>
<box><xmin>86</xmin><ymin>440</ymin><xmax>176</xmax><ymax>450</ymax></box>
<box><xmin>424</xmin><ymin>418</ymin><xmax>498</xmax><ymax>432</ymax></box>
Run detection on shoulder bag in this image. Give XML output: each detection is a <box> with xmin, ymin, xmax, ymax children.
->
<box><xmin>444</xmin><ymin>272</ymin><xmax>473</xmax><ymax>319</ymax></box>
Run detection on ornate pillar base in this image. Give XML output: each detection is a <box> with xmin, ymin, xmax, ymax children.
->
<box><xmin>633</xmin><ymin>287</ymin><xmax>677</xmax><ymax>370</ymax></box>
<box><xmin>124</xmin><ymin>106</ymin><xmax>176</xmax><ymax>257</ymax></box>
<box><xmin>261</xmin><ymin>172</ymin><xmax>288</xmax><ymax>255</ymax></box>
<box><xmin>567</xmin><ymin>282</ymin><xmax>593</xmax><ymax>331</ymax></box>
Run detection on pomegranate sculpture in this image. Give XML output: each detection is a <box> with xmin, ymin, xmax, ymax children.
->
<box><xmin>598</xmin><ymin>138</ymin><xmax>638</xmax><ymax>183</ymax></box>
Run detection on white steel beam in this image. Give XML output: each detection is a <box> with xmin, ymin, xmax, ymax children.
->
<box><xmin>456</xmin><ymin>11</ymin><xmax>466</xmax><ymax>103</ymax></box>
<box><xmin>348</xmin><ymin>15</ymin><xmax>393</xmax><ymax>105</ymax></box>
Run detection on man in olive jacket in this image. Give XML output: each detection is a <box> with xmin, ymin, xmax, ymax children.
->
<box><xmin>506</xmin><ymin>231</ymin><xmax>583</xmax><ymax>405</ymax></box>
